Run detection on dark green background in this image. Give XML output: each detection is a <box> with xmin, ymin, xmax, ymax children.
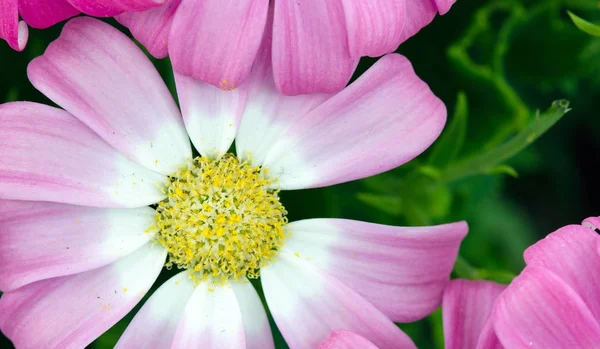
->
<box><xmin>1</xmin><ymin>0</ymin><xmax>599</xmax><ymax>347</ymax></box>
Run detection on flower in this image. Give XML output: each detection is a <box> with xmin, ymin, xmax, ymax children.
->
<box><xmin>0</xmin><ymin>17</ymin><xmax>467</xmax><ymax>348</ymax></box>
<box><xmin>119</xmin><ymin>0</ymin><xmax>458</xmax><ymax>95</ymax></box>
<box><xmin>2</xmin><ymin>0</ymin><xmax>457</xmax><ymax>95</ymax></box>
<box><xmin>0</xmin><ymin>0</ymin><xmax>163</xmax><ymax>51</ymax></box>
<box><xmin>442</xmin><ymin>217</ymin><xmax>600</xmax><ymax>349</ymax></box>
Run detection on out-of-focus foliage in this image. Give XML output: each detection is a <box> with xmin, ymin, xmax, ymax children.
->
<box><xmin>1</xmin><ymin>0</ymin><xmax>599</xmax><ymax>348</ymax></box>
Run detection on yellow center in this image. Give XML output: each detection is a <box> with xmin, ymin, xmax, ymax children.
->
<box><xmin>151</xmin><ymin>154</ymin><xmax>287</xmax><ymax>284</ymax></box>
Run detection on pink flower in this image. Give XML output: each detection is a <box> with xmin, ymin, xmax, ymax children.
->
<box><xmin>2</xmin><ymin>0</ymin><xmax>457</xmax><ymax>95</ymax></box>
<box><xmin>0</xmin><ymin>17</ymin><xmax>465</xmax><ymax>348</ymax></box>
<box><xmin>442</xmin><ymin>217</ymin><xmax>600</xmax><ymax>349</ymax></box>
<box><xmin>119</xmin><ymin>0</ymin><xmax>458</xmax><ymax>95</ymax></box>
<box><xmin>0</xmin><ymin>0</ymin><xmax>164</xmax><ymax>51</ymax></box>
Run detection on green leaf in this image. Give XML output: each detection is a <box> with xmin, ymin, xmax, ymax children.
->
<box><xmin>416</xmin><ymin>165</ymin><xmax>443</xmax><ymax>180</ymax></box>
<box><xmin>568</xmin><ymin>11</ymin><xmax>600</xmax><ymax>37</ymax></box>
<box><xmin>357</xmin><ymin>193</ymin><xmax>403</xmax><ymax>216</ymax></box>
<box><xmin>442</xmin><ymin>100</ymin><xmax>571</xmax><ymax>182</ymax></box>
<box><xmin>485</xmin><ymin>164</ymin><xmax>519</xmax><ymax>177</ymax></box>
<box><xmin>428</xmin><ymin>92</ymin><xmax>469</xmax><ymax>168</ymax></box>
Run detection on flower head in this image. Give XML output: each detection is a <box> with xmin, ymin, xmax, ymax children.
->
<box><xmin>442</xmin><ymin>217</ymin><xmax>600</xmax><ymax>349</ymax></box>
<box><xmin>0</xmin><ymin>17</ymin><xmax>467</xmax><ymax>348</ymax></box>
<box><xmin>135</xmin><ymin>0</ymin><xmax>458</xmax><ymax>95</ymax></box>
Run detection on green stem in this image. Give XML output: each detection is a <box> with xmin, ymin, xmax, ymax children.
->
<box><xmin>441</xmin><ymin>100</ymin><xmax>571</xmax><ymax>183</ymax></box>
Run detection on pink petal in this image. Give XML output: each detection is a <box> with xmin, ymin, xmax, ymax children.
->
<box><xmin>524</xmin><ymin>224</ymin><xmax>600</xmax><ymax>323</ymax></box>
<box><xmin>0</xmin><ymin>243</ymin><xmax>166</xmax><ymax>349</ymax></box>
<box><xmin>262</xmin><ymin>54</ymin><xmax>446</xmax><ymax>190</ymax></box>
<box><xmin>319</xmin><ymin>330</ymin><xmax>379</xmax><ymax>349</ymax></box>
<box><xmin>28</xmin><ymin>17</ymin><xmax>191</xmax><ymax>175</ymax></box>
<box><xmin>261</xmin><ymin>254</ymin><xmax>416</xmax><ymax>349</ymax></box>
<box><xmin>493</xmin><ymin>266</ymin><xmax>600</xmax><ymax>348</ymax></box>
<box><xmin>115</xmin><ymin>271</ymin><xmax>194</xmax><ymax>349</ymax></box>
<box><xmin>66</xmin><ymin>0</ymin><xmax>165</xmax><ymax>17</ymax></box>
<box><xmin>169</xmin><ymin>0</ymin><xmax>268</xmax><ymax>90</ymax></box>
<box><xmin>582</xmin><ymin>216</ymin><xmax>600</xmax><ymax>232</ymax></box>
<box><xmin>235</xmin><ymin>9</ymin><xmax>331</xmax><ymax>166</ymax></box>
<box><xmin>174</xmin><ymin>72</ymin><xmax>249</xmax><ymax>159</ymax></box>
<box><xmin>442</xmin><ymin>280</ymin><xmax>506</xmax><ymax>349</ymax></box>
<box><xmin>0</xmin><ymin>102</ymin><xmax>166</xmax><ymax>207</ymax></box>
<box><xmin>18</xmin><ymin>0</ymin><xmax>79</xmax><ymax>29</ymax></box>
<box><xmin>116</xmin><ymin>0</ymin><xmax>181</xmax><ymax>59</ymax></box>
<box><xmin>0</xmin><ymin>200</ymin><xmax>156</xmax><ymax>292</ymax></box>
<box><xmin>0</xmin><ymin>0</ymin><xmax>28</xmax><ymax>51</ymax></box>
<box><xmin>272</xmin><ymin>0</ymin><xmax>356</xmax><ymax>95</ymax></box>
<box><xmin>396</xmin><ymin>0</ymin><xmax>437</xmax><ymax>45</ymax></box>
<box><xmin>340</xmin><ymin>0</ymin><xmax>406</xmax><ymax>58</ymax></box>
<box><xmin>475</xmin><ymin>319</ymin><xmax>504</xmax><ymax>349</ymax></box>
<box><xmin>172</xmin><ymin>279</ymin><xmax>274</xmax><ymax>349</ymax></box>
<box><xmin>283</xmin><ymin>219</ymin><xmax>467</xmax><ymax>322</ymax></box>
<box><xmin>434</xmin><ymin>0</ymin><xmax>457</xmax><ymax>15</ymax></box>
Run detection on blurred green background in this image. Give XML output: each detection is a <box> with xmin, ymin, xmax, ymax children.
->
<box><xmin>1</xmin><ymin>0</ymin><xmax>600</xmax><ymax>347</ymax></box>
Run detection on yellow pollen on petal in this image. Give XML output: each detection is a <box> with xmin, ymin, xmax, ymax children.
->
<box><xmin>154</xmin><ymin>154</ymin><xmax>288</xmax><ymax>285</ymax></box>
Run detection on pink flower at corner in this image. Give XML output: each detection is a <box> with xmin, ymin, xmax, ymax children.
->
<box><xmin>118</xmin><ymin>0</ymin><xmax>458</xmax><ymax>95</ymax></box>
<box><xmin>442</xmin><ymin>217</ymin><xmax>600</xmax><ymax>349</ymax></box>
<box><xmin>0</xmin><ymin>0</ymin><xmax>165</xmax><ymax>51</ymax></box>
<box><xmin>0</xmin><ymin>17</ymin><xmax>465</xmax><ymax>349</ymax></box>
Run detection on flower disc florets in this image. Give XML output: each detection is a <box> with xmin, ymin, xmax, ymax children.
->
<box><xmin>152</xmin><ymin>154</ymin><xmax>287</xmax><ymax>284</ymax></box>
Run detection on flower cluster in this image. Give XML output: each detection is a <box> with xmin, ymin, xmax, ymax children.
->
<box><xmin>0</xmin><ymin>0</ymin><xmax>456</xmax><ymax>94</ymax></box>
<box><xmin>3</xmin><ymin>1</ymin><xmax>596</xmax><ymax>348</ymax></box>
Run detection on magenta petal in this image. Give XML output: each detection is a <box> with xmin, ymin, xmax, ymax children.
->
<box><xmin>18</xmin><ymin>0</ymin><xmax>79</xmax><ymax>29</ymax></box>
<box><xmin>319</xmin><ymin>330</ymin><xmax>380</xmax><ymax>349</ymax></box>
<box><xmin>66</xmin><ymin>0</ymin><xmax>165</xmax><ymax>17</ymax></box>
<box><xmin>476</xmin><ymin>318</ymin><xmax>504</xmax><ymax>349</ymax></box>
<box><xmin>442</xmin><ymin>280</ymin><xmax>506</xmax><ymax>349</ymax></box>
<box><xmin>261</xmin><ymin>255</ymin><xmax>416</xmax><ymax>349</ymax></box>
<box><xmin>272</xmin><ymin>0</ymin><xmax>357</xmax><ymax>95</ymax></box>
<box><xmin>0</xmin><ymin>243</ymin><xmax>166</xmax><ymax>349</ymax></box>
<box><xmin>493</xmin><ymin>266</ymin><xmax>600</xmax><ymax>348</ymax></box>
<box><xmin>524</xmin><ymin>224</ymin><xmax>600</xmax><ymax>323</ymax></box>
<box><xmin>262</xmin><ymin>54</ymin><xmax>446</xmax><ymax>190</ymax></box>
<box><xmin>434</xmin><ymin>0</ymin><xmax>457</xmax><ymax>15</ymax></box>
<box><xmin>396</xmin><ymin>0</ymin><xmax>438</xmax><ymax>45</ymax></box>
<box><xmin>28</xmin><ymin>17</ymin><xmax>191</xmax><ymax>175</ymax></box>
<box><xmin>582</xmin><ymin>216</ymin><xmax>600</xmax><ymax>231</ymax></box>
<box><xmin>116</xmin><ymin>0</ymin><xmax>181</xmax><ymax>59</ymax></box>
<box><xmin>0</xmin><ymin>102</ymin><xmax>166</xmax><ymax>207</ymax></box>
<box><xmin>0</xmin><ymin>200</ymin><xmax>156</xmax><ymax>291</ymax></box>
<box><xmin>340</xmin><ymin>0</ymin><xmax>405</xmax><ymax>58</ymax></box>
<box><xmin>0</xmin><ymin>0</ymin><xmax>28</xmax><ymax>51</ymax></box>
<box><xmin>283</xmin><ymin>219</ymin><xmax>467</xmax><ymax>322</ymax></box>
<box><xmin>116</xmin><ymin>271</ymin><xmax>194</xmax><ymax>349</ymax></box>
<box><xmin>169</xmin><ymin>0</ymin><xmax>268</xmax><ymax>90</ymax></box>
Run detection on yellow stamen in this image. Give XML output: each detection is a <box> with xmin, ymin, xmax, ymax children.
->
<box><xmin>154</xmin><ymin>154</ymin><xmax>287</xmax><ymax>284</ymax></box>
